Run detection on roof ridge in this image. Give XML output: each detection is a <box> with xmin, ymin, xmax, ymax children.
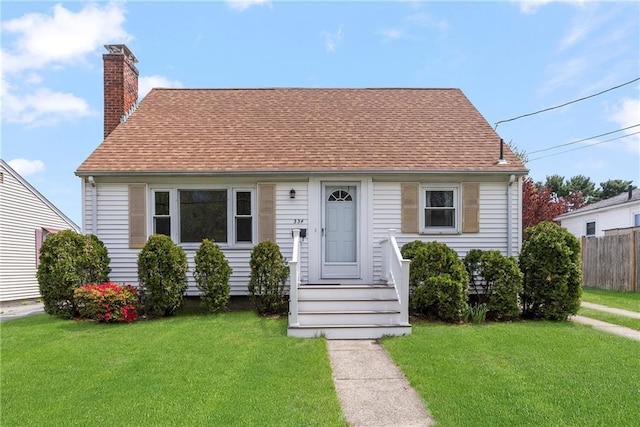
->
<box><xmin>150</xmin><ymin>87</ymin><xmax>462</xmax><ymax>91</ymax></box>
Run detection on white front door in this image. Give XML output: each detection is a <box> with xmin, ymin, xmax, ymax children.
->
<box><xmin>322</xmin><ymin>184</ymin><xmax>360</xmax><ymax>279</ymax></box>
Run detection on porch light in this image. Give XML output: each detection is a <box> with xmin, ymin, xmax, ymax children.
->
<box><xmin>290</xmin><ymin>189</ymin><xmax>296</xmax><ymax>199</ymax></box>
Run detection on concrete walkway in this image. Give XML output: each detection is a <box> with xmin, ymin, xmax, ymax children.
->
<box><xmin>571</xmin><ymin>315</ymin><xmax>640</xmax><ymax>341</ymax></box>
<box><xmin>581</xmin><ymin>301</ymin><xmax>640</xmax><ymax>319</ymax></box>
<box><xmin>327</xmin><ymin>339</ymin><xmax>432</xmax><ymax>427</ymax></box>
<box><xmin>0</xmin><ymin>301</ymin><xmax>44</xmax><ymax>322</ymax></box>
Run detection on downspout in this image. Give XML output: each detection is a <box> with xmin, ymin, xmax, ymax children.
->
<box><xmin>507</xmin><ymin>174</ymin><xmax>515</xmax><ymax>257</ymax></box>
<box><xmin>88</xmin><ymin>176</ymin><xmax>97</xmax><ymax>235</ymax></box>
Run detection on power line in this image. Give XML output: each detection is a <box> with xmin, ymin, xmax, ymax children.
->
<box><xmin>528</xmin><ymin>131</ymin><xmax>640</xmax><ymax>162</ymax></box>
<box><xmin>494</xmin><ymin>76</ymin><xmax>640</xmax><ymax>129</ymax></box>
<box><xmin>528</xmin><ymin>123</ymin><xmax>640</xmax><ymax>154</ymax></box>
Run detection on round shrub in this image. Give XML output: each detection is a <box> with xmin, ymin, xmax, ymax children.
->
<box><xmin>248</xmin><ymin>241</ymin><xmax>289</xmax><ymax>315</ymax></box>
<box><xmin>519</xmin><ymin>221</ymin><xmax>582</xmax><ymax>320</ymax></box>
<box><xmin>401</xmin><ymin>240</ymin><xmax>468</xmax><ymax>322</ymax></box>
<box><xmin>137</xmin><ymin>234</ymin><xmax>188</xmax><ymax>317</ymax></box>
<box><xmin>464</xmin><ymin>250</ymin><xmax>523</xmax><ymax>321</ymax></box>
<box><xmin>194</xmin><ymin>239</ymin><xmax>232</xmax><ymax>313</ymax></box>
<box><xmin>37</xmin><ymin>230</ymin><xmax>111</xmax><ymax>318</ymax></box>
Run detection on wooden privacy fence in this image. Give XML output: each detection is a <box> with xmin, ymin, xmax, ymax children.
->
<box><xmin>581</xmin><ymin>231</ymin><xmax>639</xmax><ymax>292</ymax></box>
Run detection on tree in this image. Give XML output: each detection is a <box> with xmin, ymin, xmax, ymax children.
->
<box><xmin>565</xmin><ymin>175</ymin><xmax>598</xmax><ymax>203</ymax></box>
<box><xmin>541</xmin><ymin>174</ymin><xmax>567</xmax><ymax>198</ymax></box>
<box><xmin>599</xmin><ymin>179</ymin><xmax>635</xmax><ymax>200</ymax></box>
<box><xmin>522</xmin><ymin>177</ymin><xmax>567</xmax><ymax>230</ymax></box>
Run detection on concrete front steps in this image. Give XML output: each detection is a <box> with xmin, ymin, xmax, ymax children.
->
<box><xmin>287</xmin><ymin>285</ymin><xmax>411</xmax><ymax>339</ymax></box>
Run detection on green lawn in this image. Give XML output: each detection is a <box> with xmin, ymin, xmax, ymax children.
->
<box><xmin>582</xmin><ymin>288</ymin><xmax>640</xmax><ymax>312</ymax></box>
<box><xmin>382</xmin><ymin>321</ymin><xmax>640</xmax><ymax>427</ymax></box>
<box><xmin>578</xmin><ymin>308</ymin><xmax>640</xmax><ymax>331</ymax></box>
<box><xmin>1</xmin><ymin>312</ymin><xmax>345</xmax><ymax>427</ymax></box>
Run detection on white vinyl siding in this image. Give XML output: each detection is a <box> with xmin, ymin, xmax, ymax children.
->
<box><xmin>0</xmin><ymin>162</ymin><xmax>79</xmax><ymax>302</ymax></box>
<box><xmin>372</xmin><ymin>181</ymin><xmax>519</xmax><ymax>283</ymax></box>
<box><xmin>559</xmin><ymin>201</ymin><xmax>640</xmax><ymax>238</ymax></box>
<box><xmin>88</xmin><ymin>182</ymin><xmax>309</xmax><ymax>296</ymax></box>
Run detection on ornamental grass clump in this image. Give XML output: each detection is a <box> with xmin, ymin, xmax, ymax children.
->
<box><xmin>74</xmin><ymin>283</ymin><xmax>139</xmax><ymax>323</ymax></box>
<box><xmin>248</xmin><ymin>241</ymin><xmax>289</xmax><ymax>315</ymax></box>
<box><xmin>194</xmin><ymin>239</ymin><xmax>232</xmax><ymax>313</ymax></box>
<box><xmin>137</xmin><ymin>235</ymin><xmax>188</xmax><ymax>317</ymax></box>
<box><xmin>519</xmin><ymin>221</ymin><xmax>582</xmax><ymax>320</ymax></box>
<box><xmin>37</xmin><ymin>230</ymin><xmax>111</xmax><ymax>318</ymax></box>
<box><xmin>401</xmin><ymin>240</ymin><xmax>469</xmax><ymax>322</ymax></box>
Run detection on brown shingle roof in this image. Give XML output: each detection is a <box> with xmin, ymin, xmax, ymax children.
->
<box><xmin>76</xmin><ymin>88</ymin><xmax>527</xmax><ymax>175</ymax></box>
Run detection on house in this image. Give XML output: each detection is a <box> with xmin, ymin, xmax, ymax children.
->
<box><xmin>557</xmin><ymin>186</ymin><xmax>640</xmax><ymax>238</ymax></box>
<box><xmin>76</xmin><ymin>45</ymin><xmax>527</xmax><ymax>338</ymax></box>
<box><xmin>0</xmin><ymin>159</ymin><xmax>80</xmax><ymax>303</ymax></box>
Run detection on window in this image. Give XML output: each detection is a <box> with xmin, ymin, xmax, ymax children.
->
<box><xmin>180</xmin><ymin>190</ymin><xmax>227</xmax><ymax>243</ymax></box>
<box><xmin>150</xmin><ymin>187</ymin><xmax>255</xmax><ymax>245</ymax></box>
<box><xmin>234</xmin><ymin>190</ymin><xmax>253</xmax><ymax>243</ymax></box>
<box><xmin>634</xmin><ymin>213</ymin><xmax>640</xmax><ymax>227</ymax></box>
<box><xmin>153</xmin><ymin>191</ymin><xmax>171</xmax><ymax>236</ymax></box>
<box><xmin>422</xmin><ymin>186</ymin><xmax>458</xmax><ymax>232</ymax></box>
<box><xmin>586</xmin><ymin>221</ymin><xmax>596</xmax><ymax>237</ymax></box>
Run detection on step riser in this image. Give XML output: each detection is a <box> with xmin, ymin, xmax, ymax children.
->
<box><xmin>288</xmin><ymin>326</ymin><xmax>411</xmax><ymax>339</ymax></box>
<box><xmin>297</xmin><ymin>312</ymin><xmax>402</xmax><ymax>326</ymax></box>
<box><xmin>298</xmin><ymin>287</ymin><xmax>397</xmax><ymax>300</ymax></box>
<box><xmin>298</xmin><ymin>300</ymin><xmax>401</xmax><ymax>312</ymax></box>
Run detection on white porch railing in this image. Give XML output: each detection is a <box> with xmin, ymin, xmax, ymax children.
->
<box><xmin>288</xmin><ymin>229</ymin><xmax>301</xmax><ymax>327</ymax></box>
<box><xmin>381</xmin><ymin>229</ymin><xmax>410</xmax><ymax>324</ymax></box>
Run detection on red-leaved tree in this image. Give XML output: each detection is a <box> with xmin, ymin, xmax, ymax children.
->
<box><xmin>522</xmin><ymin>177</ymin><xmax>568</xmax><ymax>230</ymax></box>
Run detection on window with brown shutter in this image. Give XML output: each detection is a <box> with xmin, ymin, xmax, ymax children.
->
<box><xmin>257</xmin><ymin>183</ymin><xmax>275</xmax><ymax>242</ymax></box>
<box><xmin>401</xmin><ymin>183</ymin><xmax>419</xmax><ymax>233</ymax></box>
<box><xmin>129</xmin><ymin>184</ymin><xmax>147</xmax><ymax>248</ymax></box>
<box><xmin>461</xmin><ymin>182</ymin><xmax>480</xmax><ymax>233</ymax></box>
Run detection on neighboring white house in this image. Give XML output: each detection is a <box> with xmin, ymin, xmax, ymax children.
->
<box><xmin>76</xmin><ymin>45</ymin><xmax>527</xmax><ymax>338</ymax></box>
<box><xmin>556</xmin><ymin>187</ymin><xmax>640</xmax><ymax>238</ymax></box>
<box><xmin>0</xmin><ymin>159</ymin><xmax>80</xmax><ymax>303</ymax></box>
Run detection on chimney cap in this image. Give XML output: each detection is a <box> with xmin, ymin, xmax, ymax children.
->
<box><xmin>104</xmin><ymin>44</ymin><xmax>138</xmax><ymax>64</ymax></box>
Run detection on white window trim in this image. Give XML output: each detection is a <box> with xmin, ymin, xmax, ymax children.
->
<box><xmin>420</xmin><ymin>184</ymin><xmax>461</xmax><ymax>235</ymax></box>
<box><xmin>585</xmin><ymin>220</ymin><xmax>596</xmax><ymax>237</ymax></box>
<box><xmin>148</xmin><ymin>185</ymin><xmax>256</xmax><ymax>248</ymax></box>
<box><xmin>152</xmin><ymin>189</ymin><xmax>172</xmax><ymax>236</ymax></box>
<box><xmin>632</xmin><ymin>211</ymin><xmax>640</xmax><ymax>227</ymax></box>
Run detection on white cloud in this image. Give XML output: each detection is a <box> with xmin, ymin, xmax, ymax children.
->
<box><xmin>139</xmin><ymin>75</ymin><xmax>184</xmax><ymax>100</ymax></box>
<box><xmin>2</xmin><ymin>87</ymin><xmax>91</xmax><ymax>125</ymax></box>
<box><xmin>227</xmin><ymin>0</ymin><xmax>271</xmax><ymax>12</ymax></box>
<box><xmin>519</xmin><ymin>0</ymin><xmax>586</xmax><ymax>14</ymax></box>
<box><xmin>378</xmin><ymin>28</ymin><xmax>404</xmax><ymax>41</ymax></box>
<box><xmin>1</xmin><ymin>3</ymin><xmax>131</xmax><ymax>73</ymax></box>
<box><xmin>405</xmin><ymin>12</ymin><xmax>448</xmax><ymax>31</ymax></box>
<box><xmin>325</xmin><ymin>26</ymin><xmax>344</xmax><ymax>53</ymax></box>
<box><xmin>8</xmin><ymin>158</ymin><xmax>45</xmax><ymax>176</ymax></box>
<box><xmin>608</xmin><ymin>97</ymin><xmax>640</xmax><ymax>152</ymax></box>
<box><xmin>0</xmin><ymin>3</ymin><xmax>130</xmax><ymax>126</ymax></box>
<box><xmin>540</xmin><ymin>56</ymin><xmax>587</xmax><ymax>95</ymax></box>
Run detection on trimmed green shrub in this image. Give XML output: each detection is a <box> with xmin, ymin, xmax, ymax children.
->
<box><xmin>519</xmin><ymin>221</ymin><xmax>582</xmax><ymax>320</ymax></box>
<box><xmin>401</xmin><ymin>240</ymin><xmax>468</xmax><ymax>322</ymax></box>
<box><xmin>194</xmin><ymin>239</ymin><xmax>232</xmax><ymax>313</ymax></box>
<box><xmin>137</xmin><ymin>235</ymin><xmax>188</xmax><ymax>317</ymax></box>
<box><xmin>248</xmin><ymin>241</ymin><xmax>289</xmax><ymax>315</ymax></box>
<box><xmin>37</xmin><ymin>230</ymin><xmax>111</xmax><ymax>318</ymax></box>
<box><xmin>464</xmin><ymin>250</ymin><xmax>523</xmax><ymax>320</ymax></box>
<box><xmin>74</xmin><ymin>283</ymin><xmax>139</xmax><ymax>323</ymax></box>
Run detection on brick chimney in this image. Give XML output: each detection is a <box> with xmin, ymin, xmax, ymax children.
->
<box><xmin>103</xmin><ymin>44</ymin><xmax>138</xmax><ymax>138</ymax></box>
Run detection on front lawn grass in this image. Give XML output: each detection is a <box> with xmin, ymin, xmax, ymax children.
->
<box><xmin>582</xmin><ymin>288</ymin><xmax>640</xmax><ymax>312</ymax></box>
<box><xmin>1</xmin><ymin>311</ymin><xmax>345</xmax><ymax>426</ymax></box>
<box><xmin>578</xmin><ymin>307</ymin><xmax>640</xmax><ymax>331</ymax></box>
<box><xmin>382</xmin><ymin>321</ymin><xmax>640</xmax><ymax>427</ymax></box>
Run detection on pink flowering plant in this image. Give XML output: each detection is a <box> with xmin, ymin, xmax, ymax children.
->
<box><xmin>74</xmin><ymin>283</ymin><xmax>139</xmax><ymax>323</ymax></box>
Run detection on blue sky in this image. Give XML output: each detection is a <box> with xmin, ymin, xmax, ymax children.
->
<box><xmin>1</xmin><ymin>0</ymin><xmax>639</xmax><ymax>227</ymax></box>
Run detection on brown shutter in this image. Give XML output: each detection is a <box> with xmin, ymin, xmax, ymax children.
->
<box><xmin>462</xmin><ymin>182</ymin><xmax>480</xmax><ymax>233</ymax></box>
<box><xmin>257</xmin><ymin>184</ymin><xmax>276</xmax><ymax>242</ymax></box>
<box><xmin>401</xmin><ymin>183</ymin><xmax>419</xmax><ymax>233</ymax></box>
<box><xmin>129</xmin><ymin>184</ymin><xmax>147</xmax><ymax>248</ymax></box>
